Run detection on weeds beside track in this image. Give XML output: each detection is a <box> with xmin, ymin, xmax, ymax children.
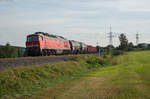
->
<box><xmin>0</xmin><ymin>55</ymin><xmax>106</xmax><ymax>99</ymax></box>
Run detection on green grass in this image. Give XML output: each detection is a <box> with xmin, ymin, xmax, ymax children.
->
<box><xmin>28</xmin><ymin>51</ymin><xmax>150</xmax><ymax>99</ymax></box>
<box><xmin>88</xmin><ymin>51</ymin><xmax>150</xmax><ymax>99</ymax></box>
<box><xmin>2</xmin><ymin>51</ymin><xmax>150</xmax><ymax>99</ymax></box>
<box><xmin>0</xmin><ymin>55</ymin><xmax>106</xmax><ymax>99</ymax></box>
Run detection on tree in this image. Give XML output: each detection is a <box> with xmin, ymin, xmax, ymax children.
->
<box><xmin>107</xmin><ymin>45</ymin><xmax>114</xmax><ymax>49</ymax></box>
<box><xmin>0</xmin><ymin>43</ymin><xmax>18</xmax><ymax>58</ymax></box>
<box><xmin>17</xmin><ymin>48</ymin><xmax>24</xmax><ymax>57</ymax></box>
<box><xmin>96</xmin><ymin>46</ymin><xmax>101</xmax><ymax>51</ymax></box>
<box><xmin>128</xmin><ymin>42</ymin><xmax>134</xmax><ymax>48</ymax></box>
<box><xmin>119</xmin><ymin>33</ymin><xmax>129</xmax><ymax>50</ymax></box>
<box><xmin>128</xmin><ymin>42</ymin><xmax>134</xmax><ymax>51</ymax></box>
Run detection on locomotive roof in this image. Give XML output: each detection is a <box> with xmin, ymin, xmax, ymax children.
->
<box><xmin>29</xmin><ymin>32</ymin><xmax>67</xmax><ymax>40</ymax></box>
<box><xmin>69</xmin><ymin>40</ymin><xmax>86</xmax><ymax>44</ymax></box>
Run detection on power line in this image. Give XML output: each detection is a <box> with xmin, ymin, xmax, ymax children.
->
<box><xmin>136</xmin><ymin>32</ymin><xmax>140</xmax><ymax>44</ymax></box>
<box><xmin>107</xmin><ymin>25</ymin><xmax>115</xmax><ymax>45</ymax></box>
<box><xmin>96</xmin><ymin>41</ymin><xmax>101</xmax><ymax>57</ymax></box>
<box><xmin>96</xmin><ymin>41</ymin><xmax>99</xmax><ymax>46</ymax></box>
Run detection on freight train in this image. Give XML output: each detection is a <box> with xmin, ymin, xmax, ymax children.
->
<box><xmin>26</xmin><ymin>32</ymin><xmax>97</xmax><ymax>56</ymax></box>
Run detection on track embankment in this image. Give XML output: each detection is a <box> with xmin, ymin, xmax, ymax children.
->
<box><xmin>22</xmin><ymin>51</ymin><xmax>150</xmax><ymax>99</ymax></box>
<box><xmin>0</xmin><ymin>56</ymin><xmax>69</xmax><ymax>70</ymax></box>
<box><xmin>0</xmin><ymin>55</ymin><xmax>106</xmax><ymax>99</ymax></box>
<box><xmin>0</xmin><ymin>53</ymin><xmax>99</xmax><ymax>70</ymax></box>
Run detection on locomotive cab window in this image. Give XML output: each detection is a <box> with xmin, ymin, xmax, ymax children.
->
<box><xmin>39</xmin><ymin>36</ymin><xmax>43</xmax><ymax>41</ymax></box>
<box><xmin>27</xmin><ymin>37</ymin><xmax>32</xmax><ymax>41</ymax></box>
<box><xmin>33</xmin><ymin>36</ymin><xmax>38</xmax><ymax>41</ymax></box>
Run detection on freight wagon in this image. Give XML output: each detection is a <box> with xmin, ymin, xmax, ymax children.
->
<box><xmin>87</xmin><ymin>46</ymin><xmax>97</xmax><ymax>53</ymax></box>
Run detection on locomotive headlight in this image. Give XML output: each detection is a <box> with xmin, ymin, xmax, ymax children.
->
<box><xmin>27</xmin><ymin>45</ymin><xmax>32</xmax><ymax>47</ymax></box>
<box><xmin>34</xmin><ymin>44</ymin><xmax>39</xmax><ymax>47</ymax></box>
<box><xmin>27</xmin><ymin>44</ymin><xmax>39</xmax><ymax>47</ymax></box>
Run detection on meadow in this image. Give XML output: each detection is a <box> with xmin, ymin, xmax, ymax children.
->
<box><xmin>0</xmin><ymin>55</ymin><xmax>106</xmax><ymax>99</ymax></box>
<box><xmin>1</xmin><ymin>51</ymin><xmax>150</xmax><ymax>99</ymax></box>
<box><xmin>29</xmin><ymin>51</ymin><xmax>150</xmax><ymax>99</ymax></box>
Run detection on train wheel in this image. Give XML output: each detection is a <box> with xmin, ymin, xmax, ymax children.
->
<box><xmin>51</xmin><ymin>50</ymin><xmax>54</xmax><ymax>55</ymax></box>
<box><xmin>54</xmin><ymin>50</ymin><xmax>57</xmax><ymax>55</ymax></box>
<box><xmin>44</xmin><ymin>52</ymin><xmax>46</xmax><ymax>56</ymax></box>
<box><xmin>45</xmin><ymin>50</ymin><xmax>48</xmax><ymax>56</ymax></box>
<box><xmin>40</xmin><ymin>51</ymin><xmax>44</xmax><ymax>56</ymax></box>
<box><xmin>47</xmin><ymin>50</ymin><xmax>50</xmax><ymax>56</ymax></box>
<box><xmin>42</xmin><ymin>50</ymin><xmax>46</xmax><ymax>56</ymax></box>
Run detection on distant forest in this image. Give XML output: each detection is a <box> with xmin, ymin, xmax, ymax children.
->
<box><xmin>0</xmin><ymin>43</ymin><xmax>25</xmax><ymax>58</ymax></box>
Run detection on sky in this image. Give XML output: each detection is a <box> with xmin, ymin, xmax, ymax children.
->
<box><xmin>0</xmin><ymin>0</ymin><xmax>150</xmax><ymax>47</ymax></box>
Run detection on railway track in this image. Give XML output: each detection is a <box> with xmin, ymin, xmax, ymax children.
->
<box><xmin>0</xmin><ymin>55</ymin><xmax>71</xmax><ymax>70</ymax></box>
<box><xmin>0</xmin><ymin>53</ymin><xmax>99</xmax><ymax>71</ymax></box>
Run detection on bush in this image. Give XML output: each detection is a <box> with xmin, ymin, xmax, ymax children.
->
<box><xmin>86</xmin><ymin>55</ymin><xmax>107</xmax><ymax>66</ymax></box>
<box><xmin>111</xmin><ymin>50</ymin><xmax>124</xmax><ymax>56</ymax></box>
<box><xmin>68</xmin><ymin>56</ymin><xmax>79</xmax><ymax>61</ymax></box>
<box><xmin>0</xmin><ymin>43</ymin><xmax>18</xmax><ymax>58</ymax></box>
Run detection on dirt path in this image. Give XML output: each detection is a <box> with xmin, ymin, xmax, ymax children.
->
<box><xmin>15</xmin><ymin>51</ymin><xmax>150</xmax><ymax>99</ymax></box>
<box><xmin>19</xmin><ymin>64</ymin><xmax>150</xmax><ymax>99</ymax></box>
<box><xmin>21</xmin><ymin>68</ymin><xmax>113</xmax><ymax>99</ymax></box>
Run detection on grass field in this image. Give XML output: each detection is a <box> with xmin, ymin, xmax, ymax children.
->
<box><xmin>0</xmin><ymin>55</ymin><xmax>106</xmax><ymax>99</ymax></box>
<box><xmin>26</xmin><ymin>51</ymin><xmax>150</xmax><ymax>99</ymax></box>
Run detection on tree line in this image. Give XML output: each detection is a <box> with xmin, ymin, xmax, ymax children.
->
<box><xmin>0</xmin><ymin>43</ymin><xmax>24</xmax><ymax>58</ymax></box>
<box><xmin>97</xmin><ymin>33</ymin><xmax>150</xmax><ymax>57</ymax></box>
<box><xmin>117</xmin><ymin>33</ymin><xmax>150</xmax><ymax>51</ymax></box>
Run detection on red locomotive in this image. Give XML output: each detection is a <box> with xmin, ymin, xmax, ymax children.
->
<box><xmin>26</xmin><ymin>32</ymin><xmax>70</xmax><ymax>56</ymax></box>
<box><xmin>26</xmin><ymin>32</ymin><xmax>97</xmax><ymax>56</ymax></box>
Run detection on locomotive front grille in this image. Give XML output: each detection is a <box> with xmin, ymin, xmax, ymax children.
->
<box><xmin>27</xmin><ymin>47</ymin><xmax>41</xmax><ymax>56</ymax></box>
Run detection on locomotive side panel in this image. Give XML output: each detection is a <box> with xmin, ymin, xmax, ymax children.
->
<box><xmin>42</xmin><ymin>36</ymin><xmax>70</xmax><ymax>50</ymax></box>
<box><xmin>39</xmin><ymin>36</ymin><xmax>71</xmax><ymax>55</ymax></box>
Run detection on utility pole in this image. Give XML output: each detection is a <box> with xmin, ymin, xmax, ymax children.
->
<box><xmin>108</xmin><ymin>25</ymin><xmax>114</xmax><ymax>46</ymax></box>
<box><xmin>97</xmin><ymin>41</ymin><xmax>101</xmax><ymax>57</ymax></box>
<box><xmin>136</xmin><ymin>32</ymin><xmax>140</xmax><ymax>45</ymax></box>
<box><xmin>96</xmin><ymin>41</ymin><xmax>99</xmax><ymax>46</ymax></box>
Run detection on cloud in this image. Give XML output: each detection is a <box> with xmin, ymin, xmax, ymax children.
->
<box><xmin>119</xmin><ymin>0</ymin><xmax>150</xmax><ymax>12</ymax></box>
<box><xmin>0</xmin><ymin>15</ymin><xmax>70</xmax><ymax>28</ymax></box>
<box><xmin>21</xmin><ymin>18</ymin><xmax>67</xmax><ymax>25</ymax></box>
<box><xmin>0</xmin><ymin>0</ymin><xmax>150</xmax><ymax>46</ymax></box>
<box><xmin>63</xmin><ymin>10</ymin><xmax>98</xmax><ymax>15</ymax></box>
<box><xmin>0</xmin><ymin>0</ymin><xmax>13</xmax><ymax>2</ymax></box>
<box><xmin>87</xmin><ymin>0</ymin><xmax>119</xmax><ymax>8</ymax></box>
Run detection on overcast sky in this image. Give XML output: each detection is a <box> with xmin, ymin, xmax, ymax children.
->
<box><xmin>0</xmin><ymin>0</ymin><xmax>150</xmax><ymax>47</ymax></box>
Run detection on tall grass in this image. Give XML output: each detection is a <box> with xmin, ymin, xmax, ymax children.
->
<box><xmin>0</xmin><ymin>55</ymin><xmax>106</xmax><ymax>99</ymax></box>
<box><xmin>27</xmin><ymin>51</ymin><xmax>150</xmax><ymax>99</ymax></box>
<box><xmin>93</xmin><ymin>51</ymin><xmax>150</xmax><ymax>99</ymax></box>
